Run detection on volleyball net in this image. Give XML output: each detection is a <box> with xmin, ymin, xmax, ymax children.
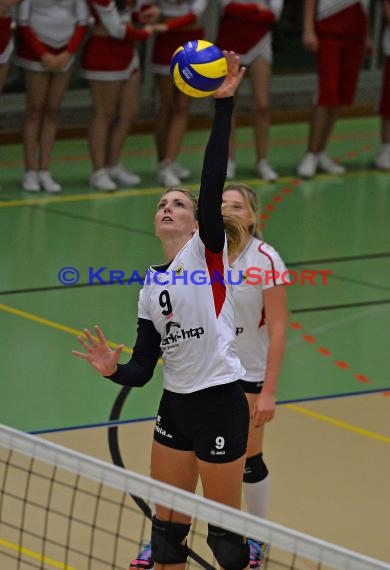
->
<box><xmin>0</xmin><ymin>423</ymin><xmax>389</xmax><ymax>570</ymax></box>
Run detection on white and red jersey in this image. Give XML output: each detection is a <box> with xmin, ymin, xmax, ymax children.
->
<box><xmin>158</xmin><ymin>0</ymin><xmax>208</xmax><ymax>19</ymax></box>
<box><xmin>316</xmin><ymin>0</ymin><xmax>369</xmax><ymax>21</ymax></box>
<box><xmin>219</xmin><ymin>0</ymin><xmax>283</xmax><ymax>20</ymax></box>
<box><xmin>88</xmin><ymin>0</ymin><xmax>149</xmax><ymax>41</ymax></box>
<box><xmin>138</xmin><ymin>231</ymin><xmax>245</xmax><ymax>394</ymax></box>
<box><xmin>16</xmin><ymin>0</ymin><xmax>89</xmax><ymax>49</ymax></box>
<box><xmin>217</xmin><ymin>0</ymin><xmax>283</xmax><ymax>63</ymax></box>
<box><xmin>82</xmin><ymin>0</ymin><xmax>150</xmax><ymax>78</ymax></box>
<box><xmin>229</xmin><ymin>237</ymin><xmax>287</xmax><ymax>384</ymax></box>
<box><xmin>151</xmin><ymin>1</ymin><xmax>207</xmax><ymax>73</ymax></box>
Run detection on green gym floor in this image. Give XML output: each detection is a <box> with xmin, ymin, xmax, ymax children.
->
<box><xmin>1</xmin><ymin>115</ymin><xmax>390</xmax><ymax>564</ymax></box>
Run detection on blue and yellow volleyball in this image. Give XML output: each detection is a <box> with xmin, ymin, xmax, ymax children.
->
<box><xmin>170</xmin><ymin>40</ymin><xmax>227</xmax><ymax>98</ymax></box>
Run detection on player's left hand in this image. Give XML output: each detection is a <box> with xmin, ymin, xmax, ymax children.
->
<box><xmin>251</xmin><ymin>392</ymin><xmax>276</xmax><ymax>428</ymax></box>
<box><xmin>214</xmin><ymin>51</ymin><xmax>246</xmax><ymax>99</ymax></box>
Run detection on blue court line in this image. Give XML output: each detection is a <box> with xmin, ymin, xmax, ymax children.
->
<box><xmin>30</xmin><ymin>386</ymin><xmax>390</xmax><ymax>435</ymax></box>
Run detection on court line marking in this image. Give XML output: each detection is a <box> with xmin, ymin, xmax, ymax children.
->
<box><xmin>30</xmin><ymin>388</ymin><xmax>390</xmax><ymax>435</ymax></box>
<box><xmin>0</xmin><ymin>168</ymin><xmax>386</xmax><ymax>208</ymax></box>
<box><xmin>0</xmin><ymin>126</ymin><xmax>377</xmax><ymax>169</ymax></box>
<box><xmin>0</xmin><ymin>303</ymin><xmax>134</xmax><ymax>355</ymax></box>
<box><xmin>286</xmin><ymin>404</ymin><xmax>390</xmax><ymax>444</ymax></box>
<box><xmin>0</xmin><ymin>186</ymin><xmax>166</xmax><ymax>208</ymax></box>
<box><xmin>2</xmin><ymin>301</ymin><xmax>389</xmax><ymax>440</ymax></box>
<box><xmin>0</xmin><ymin>538</ymin><xmax>76</xmax><ymax>569</ymax></box>
<box><xmin>0</xmin><ymin>303</ymin><xmax>165</xmax><ymax>367</ymax></box>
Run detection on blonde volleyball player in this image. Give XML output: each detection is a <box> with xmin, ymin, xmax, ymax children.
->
<box><xmin>216</xmin><ymin>0</ymin><xmax>284</xmax><ymax>182</ymax></box>
<box><xmin>81</xmin><ymin>0</ymin><xmax>159</xmax><ymax>192</ymax></box>
<box><xmin>222</xmin><ymin>183</ymin><xmax>288</xmax><ymax>568</ymax></box>
<box><xmin>74</xmin><ymin>53</ymin><xmax>252</xmax><ymax>570</ymax></box>
<box><xmin>150</xmin><ymin>0</ymin><xmax>210</xmax><ymax>187</ymax></box>
<box><xmin>297</xmin><ymin>0</ymin><xmax>372</xmax><ymax>178</ymax></box>
<box><xmin>130</xmin><ymin>183</ymin><xmax>288</xmax><ymax>570</ymax></box>
<box><xmin>0</xmin><ymin>1</ymin><xmax>20</xmax><ymax>95</ymax></box>
<box><xmin>376</xmin><ymin>0</ymin><xmax>390</xmax><ymax>171</ymax></box>
<box><xmin>14</xmin><ymin>0</ymin><xmax>89</xmax><ymax>192</ymax></box>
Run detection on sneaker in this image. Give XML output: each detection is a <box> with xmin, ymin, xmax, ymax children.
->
<box><xmin>248</xmin><ymin>538</ymin><xmax>270</xmax><ymax>569</ymax></box>
<box><xmin>375</xmin><ymin>144</ymin><xmax>390</xmax><ymax>170</ymax></box>
<box><xmin>157</xmin><ymin>161</ymin><xmax>181</xmax><ymax>187</ymax></box>
<box><xmin>129</xmin><ymin>542</ymin><xmax>153</xmax><ymax>569</ymax></box>
<box><xmin>171</xmin><ymin>161</ymin><xmax>191</xmax><ymax>180</ymax></box>
<box><xmin>317</xmin><ymin>152</ymin><xmax>346</xmax><ymax>175</ymax></box>
<box><xmin>22</xmin><ymin>170</ymin><xmax>40</xmax><ymax>192</ymax></box>
<box><xmin>90</xmin><ymin>168</ymin><xmax>117</xmax><ymax>192</ymax></box>
<box><xmin>226</xmin><ymin>158</ymin><xmax>236</xmax><ymax>180</ymax></box>
<box><xmin>108</xmin><ymin>164</ymin><xmax>141</xmax><ymax>187</ymax></box>
<box><xmin>38</xmin><ymin>171</ymin><xmax>62</xmax><ymax>193</ymax></box>
<box><xmin>257</xmin><ymin>158</ymin><xmax>278</xmax><ymax>182</ymax></box>
<box><xmin>297</xmin><ymin>152</ymin><xmax>318</xmax><ymax>178</ymax></box>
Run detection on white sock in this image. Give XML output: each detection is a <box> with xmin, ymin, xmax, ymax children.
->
<box><xmin>244</xmin><ymin>475</ymin><xmax>270</xmax><ymax>519</ymax></box>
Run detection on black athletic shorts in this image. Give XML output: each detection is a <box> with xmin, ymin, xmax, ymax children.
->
<box><xmin>237</xmin><ymin>380</ymin><xmax>264</xmax><ymax>394</ymax></box>
<box><xmin>153</xmin><ymin>381</ymin><xmax>249</xmax><ymax>463</ymax></box>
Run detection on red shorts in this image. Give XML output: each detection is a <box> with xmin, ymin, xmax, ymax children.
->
<box><xmin>0</xmin><ymin>17</ymin><xmax>12</xmax><ymax>64</ymax></box>
<box><xmin>81</xmin><ymin>35</ymin><xmax>139</xmax><ymax>80</ymax></box>
<box><xmin>82</xmin><ymin>35</ymin><xmax>135</xmax><ymax>72</ymax></box>
<box><xmin>216</xmin><ymin>14</ymin><xmax>269</xmax><ymax>56</ymax></box>
<box><xmin>315</xmin><ymin>3</ymin><xmax>367</xmax><ymax>106</ymax></box>
<box><xmin>379</xmin><ymin>57</ymin><xmax>390</xmax><ymax>119</ymax></box>
<box><xmin>152</xmin><ymin>27</ymin><xmax>204</xmax><ymax>74</ymax></box>
<box><xmin>0</xmin><ymin>17</ymin><xmax>12</xmax><ymax>53</ymax></box>
<box><xmin>14</xmin><ymin>38</ymin><xmax>73</xmax><ymax>72</ymax></box>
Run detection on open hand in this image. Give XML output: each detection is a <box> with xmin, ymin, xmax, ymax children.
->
<box><xmin>214</xmin><ymin>51</ymin><xmax>246</xmax><ymax>99</ymax></box>
<box><xmin>72</xmin><ymin>325</ymin><xmax>124</xmax><ymax>377</ymax></box>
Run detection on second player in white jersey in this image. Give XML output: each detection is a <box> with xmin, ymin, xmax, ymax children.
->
<box><xmin>222</xmin><ymin>183</ymin><xmax>288</xmax><ymax>567</ymax></box>
<box><xmin>230</xmin><ymin>237</ymin><xmax>288</xmax><ymax>384</ymax></box>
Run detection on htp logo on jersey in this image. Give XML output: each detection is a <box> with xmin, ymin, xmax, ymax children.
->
<box><xmin>162</xmin><ymin>320</ymin><xmax>205</xmax><ymax>350</ymax></box>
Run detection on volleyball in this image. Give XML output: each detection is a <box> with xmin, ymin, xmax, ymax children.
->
<box><xmin>170</xmin><ymin>40</ymin><xmax>227</xmax><ymax>98</ymax></box>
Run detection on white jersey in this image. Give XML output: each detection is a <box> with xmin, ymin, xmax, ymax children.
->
<box><xmin>138</xmin><ymin>231</ymin><xmax>245</xmax><ymax>394</ymax></box>
<box><xmin>16</xmin><ymin>0</ymin><xmax>90</xmax><ymax>49</ymax></box>
<box><xmin>316</xmin><ymin>0</ymin><xmax>369</xmax><ymax>21</ymax></box>
<box><xmin>158</xmin><ymin>0</ymin><xmax>208</xmax><ymax>18</ymax></box>
<box><xmin>219</xmin><ymin>0</ymin><xmax>283</xmax><ymax>20</ymax></box>
<box><xmin>230</xmin><ymin>237</ymin><xmax>287</xmax><ymax>384</ymax></box>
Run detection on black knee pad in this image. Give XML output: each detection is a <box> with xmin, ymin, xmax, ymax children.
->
<box><xmin>243</xmin><ymin>453</ymin><xmax>269</xmax><ymax>483</ymax></box>
<box><xmin>207</xmin><ymin>524</ymin><xmax>249</xmax><ymax>570</ymax></box>
<box><xmin>151</xmin><ymin>515</ymin><xmax>190</xmax><ymax>565</ymax></box>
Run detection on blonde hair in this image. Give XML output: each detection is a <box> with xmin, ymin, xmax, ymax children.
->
<box><xmin>222</xmin><ymin>203</ymin><xmax>251</xmax><ymax>257</ymax></box>
<box><xmin>161</xmin><ymin>187</ymin><xmax>198</xmax><ymax>219</ymax></box>
<box><xmin>223</xmin><ymin>183</ymin><xmax>261</xmax><ymax>238</ymax></box>
<box><xmin>160</xmin><ymin>186</ymin><xmax>256</xmax><ymax>257</ymax></box>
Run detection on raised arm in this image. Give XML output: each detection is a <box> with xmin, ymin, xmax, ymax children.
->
<box><xmin>198</xmin><ymin>52</ymin><xmax>245</xmax><ymax>253</ymax></box>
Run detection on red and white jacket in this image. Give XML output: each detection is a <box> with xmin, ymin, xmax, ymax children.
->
<box><xmin>154</xmin><ymin>0</ymin><xmax>208</xmax><ymax>31</ymax></box>
<box><xmin>316</xmin><ymin>0</ymin><xmax>369</xmax><ymax>21</ymax></box>
<box><xmin>217</xmin><ymin>0</ymin><xmax>283</xmax><ymax>57</ymax></box>
<box><xmin>16</xmin><ymin>0</ymin><xmax>89</xmax><ymax>57</ymax></box>
<box><xmin>88</xmin><ymin>0</ymin><xmax>150</xmax><ymax>42</ymax></box>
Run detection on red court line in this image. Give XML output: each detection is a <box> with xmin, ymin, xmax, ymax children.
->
<box><xmin>259</xmin><ymin>158</ymin><xmax>384</xmax><ymax>394</ymax></box>
<box><xmin>0</xmin><ymin>130</ymin><xmax>378</xmax><ymax>169</ymax></box>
